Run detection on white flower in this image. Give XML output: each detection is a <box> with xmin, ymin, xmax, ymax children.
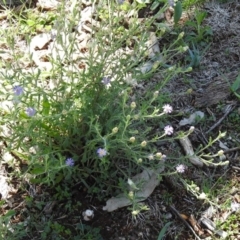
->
<box><xmin>176</xmin><ymin>164</ymin><xmax>187</xmax><ymax>173</ymax></box>
<box><xmin>163</xmin><ymin>104</ymin><xmax>173</xmax><ymax>114</ymax></box>
<box><xmin>164</xmin><ymin>125</ymin><xmax>174</xmax><ymax>135</ymax></box>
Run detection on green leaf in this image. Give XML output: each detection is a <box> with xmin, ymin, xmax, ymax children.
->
<box><xmin>26</xmin><ymin>19</ymin><xmax>35</xmax><ymax>27</ymax></box>
<box><xmin>157</xmin><ymin>222</ymin><xmax>172</xmax><ymax>240</ymax></box>
<box><xmin>4</xmin><ymin>210</ymin><xmax>16</xmax><ymax>218</ymax></box>
<box><xmin>174</xmin><ymin>2</ymin><xmax>182</xmax><ymax>25</ymax></box>
<box><xmin>151</xmin><ymin>1</ymin><xmax>160</xmax><ymax>10</ymax></box>
<box><xmin>42</xmin><ymin>98</ymin><xmax>50</xmax><ymax>116</ymax></box>
<box><xmin>54</xmin><ymin>174</ymin><xmax>64</xmax><ymax>184</ymax></box>
<box><xmin>231</xmin><ymin>74</ymin><xmax>240</xmax><ymax>92</ymax></box>
<box><xmin>195</xmin><ymin>11</ymin><xmax>206</xmax><ymax>26</ymax></box>
<box><xmin>30</xmin><ymin>166</ymin><xmax>45</xmax><ymax>175</ymax></box>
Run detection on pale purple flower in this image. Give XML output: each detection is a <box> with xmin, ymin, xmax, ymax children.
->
<box><xmin>97</xmin><ymin>148</ymin><xmax>107</xmax><ymax>158</ymax></box>
<box><xmin>164</xmin><ymin>125</ymin><xmax>173</xmax><ymax>135</ymax></box>
<box><xmin>26</xmin><ymin>107</ymin><xmax>36</xmax><ymax>117</ymax></box>
<box><xmin>65</xmin><ymin>158</ymin><xmax>74</xmax><ymax>166</ymax></box>
<box><xmin>13</xmin><ymin>85</ymin><xmax>24</xmax><ymax>96</ymax></box>
<box><xmin>163</xmin><ymin>104</ymin><xmax>173</xmax><ymax>114</ymax></box>
<box><xmin>101</xmin><ymin>76</ymin><xmax>111</xmax><ymax>88</ymax></box>
<box><xmin>168</xmin><ymin>0</ymin><xmax>174</xmax><ymax>7</ymax></box>
<box><xmin>176</xmin><ymin>164</ymin><xmax>187</xmax><ymax>173</ymax></box>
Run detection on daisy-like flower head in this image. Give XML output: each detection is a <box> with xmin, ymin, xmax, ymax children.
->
<box><xmin>101</xmin><ymin>76</ymin><xmax>111</xmax><ymax>88</ymax></box>
<box><xmin>168</xmin><ymin>0</ymin><xmax>175</xmax><ymax>7</ymax></box>
<box><xmin>26</xmin><ymin>107</ymin><xmax>36</xmax><ymax>117</ymax></box>
<box><xmin>13</xmin><ymin>85</ymin><xmax>24</xmax><ymax>96</ymax></box>
<box><xmin>176</xmin><ymin>164</ymin><xmax>187</xmax><ymax>173</ymax></box>
<box><xmin>97</xmin><ymin>148</ymin><xmax>107</xmax><ymax>158</ymax></box>
<box><xmin>65</xmin><ymin>158</ymin><xmax>74</xmax><ymax>166</ymax></box>
<box><xmin>164</xmin><ymin>125</ymin><xmax>174</xmax><ymax>135</ymax></box>
<box><xmin>162</xmin><ymin>104</ymin><xmax>173</xmax><ymax>114</ymax></box>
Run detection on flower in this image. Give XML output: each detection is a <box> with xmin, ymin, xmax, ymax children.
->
<box><xmin>176</xmin><ymin>164</ymin><xmax>187</xmax><ymax>173</ymax></box>
<box><xmin>101</xmin><ymin>76</ymin><xmax>111</xmax><ymax>88</ymax></box>
<box><xmin>97</xmin><ymin>148</ymin><xmax>107</xmax><ymax>158</ymax></box>
<box><xmin>162</xmin><ymin>154</ymin><xmax>167</xmax><ymax>161</ymax></box>
<box><xmin>168</xmin><ymin>0</ymin><xmax>174</xmax><ymax>7</ymax></box>
<box><xmin>65</xmin><ymin>158</ymin><xmax>74</xmax><ymax>166</ymax></box>
<box><xmin>164</xmin><ymin>125</ymin><xmax>174</xmax><ymax>135</ymax></box>
<box><xmin>162</xmin><ymin>104</ymin><xmax>173</xmax><ymax>114</ymax></box>
<box><xmin>26</xmin><ymin>107</ymin><xmax>36</xmax><ymax>117</ymax></box>
<box><xmin>13</xmin><ymin>85</ymin><xmax>24</xmax><ymax>96</ymax></box>
<box><xmin>141</xmin><ymin>141</ymin><xmax>147</xmax><ymax>147</ymax></box>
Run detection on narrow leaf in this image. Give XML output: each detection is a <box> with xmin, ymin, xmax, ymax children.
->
<box><xmin>231</xmin><ymin>74</ymin><xmax>240</xmax><ymax>92</ymax></box>
<box><xmin>174</xmin><ymin>2</ymin><xmax>182</xmax><ymax>25</ymax></box>
<box><xmin>157</xmin><ymin>222</ymin><xmax>172</xmax><ymax>240</ymax></box>
<box><xmin>30</xmin><ymin>166</ymin><xmax>45</xmax><ymax>175</ymax></box>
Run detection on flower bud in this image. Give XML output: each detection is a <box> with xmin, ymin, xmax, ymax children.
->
<box><xmin>132</xmin><ymin>210</ymin><xmax>139</xmax><ymax>216</ymax></box>
<box><xmin>126</xmin><ymin>115</ymin><xmax>131</xmax><ymax>120</ymax></box>
<box><xmin>153</xmin><ymin>91</ymin><xmax>159</xmax><ymax>98</ymax></box>
<box><xmin>148</xmin><ymin>154</ymin><xmax>154</xmax><ymax>160</ymax></box>
<box><xmin>129</xmin><ymin>137</ymin><xmax>136</xmax><ymax>143</ymax></box>
<box><xmin>219</xmin><ymin>132</ymin><xmax>226</xmax><ymax>138</ymax></box>
<box><xmin>134</xmin><ymin>114</ymin><xmax>139</xmax><ymax>120</ymax></box>
<box><xmin>131</xmin><ymin>102</ymin><xmax>136</xmax><ymax>109</ymax></box>
<box><xmin>141</xmin><ymin>141</ymin><xmax>147</xmax><ymax>147</ymax></box>
<box><xmin>161</xmin><ymin>27</ymin><xmax>166</xmax><ymax>34</ymax></box>
<box><xmin>112</xmin><ymin>127</ymin><xmax>118</xmax><ymax>134</ymax></box>
<box><xmin>137</xmin><ymin>158</ymin><xmax>143</xmax><ymax>164</ymax></box>
<box><xmin>198</xmin><ymin>192</ymin><xmax>207</xmax><ymax>200</ymax></box>
<box><xmin>178</xmin><ymin>32</ymin><xmax>184</xmax><ymax>39</ymax></box>
<box><xmin>217</xmin><ymin>150</ymin><xmax>224</xmax><ymax>156</ymax></box>
<box><xmin>155</xmin><ymin>152</ymin><xmax>162</xmax><ymax>159</ymax></box>
<box><xmin>186</xmin><ymin>67</ymin><xmax>192</xmax><ymax>72</ymax></box>
<box><xmin>128</xmin><ymin>191</ymin><xmax>134</xmax><ymax>199</ymax></box>
<box><xmin>189</xmin><ymin>126</ymin><xmax>195</xmax><ymax>133</ymax></box>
